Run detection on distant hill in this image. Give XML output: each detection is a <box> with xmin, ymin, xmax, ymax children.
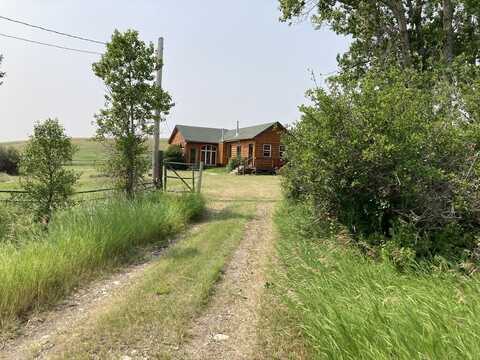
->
<box><xmin>1</xmin><ymin>138</ymin><xmax>169</xmax><ymax>162</ymax></box>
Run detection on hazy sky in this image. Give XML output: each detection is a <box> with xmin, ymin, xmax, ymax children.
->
<box><xmin>0</xmin><ymin>1</ymin><xmax>349</xmax><ymax>142</ymax></box>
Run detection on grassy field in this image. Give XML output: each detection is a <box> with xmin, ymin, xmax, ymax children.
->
<box><xmin>2</xmin><ymin>138</ymin><xmax>169</xmax><ymax>162</ymax></box>
<box><xmin>263</xmin><ymin>202</ymin><xmax>480</xmax><ymax>360</ymax></box>
<box><xmin>0</xmin><ymin>192</ymin><xmax>204</xmax><ymax>330</ymax></box>
<box><xmin>0</xmin><ymin>138</ymin><xmax>169</xmax><ymax>192</ymax></box>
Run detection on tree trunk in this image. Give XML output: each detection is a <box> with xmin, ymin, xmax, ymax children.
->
<box><xmin>126</xmin><ymin>103</ymin><xmax>135</xmax><ymax>199</ymax></box>
<box><xmin>442</xmin><ymin>0</ymin><xmax>454</xmax><ymax>63</ymax></box>
<box><xmin>389</xmin><ymin>0</ymin><xmax>412</xmax><ymax>67</ymax></box>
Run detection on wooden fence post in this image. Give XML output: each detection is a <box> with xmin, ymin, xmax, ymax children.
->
<box><xmin>163</xmin><ymin>162</ymin><xmax>167</xmax><ymax>192</ymax></box>
<box><xmin>157</xmin><ymin>150</ymin><xmax>164</xmax><ymax>189</ymax></box>
<box><xmin>197</xmin><ymin>162</ymin><xmax>204</xmax><ymax>194</ymax></box>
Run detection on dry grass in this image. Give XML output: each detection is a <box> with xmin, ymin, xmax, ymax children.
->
<box><xmin>165</xmin><ymin>169</ymin><xmax>281</xmax><ymax>202</ymax></box>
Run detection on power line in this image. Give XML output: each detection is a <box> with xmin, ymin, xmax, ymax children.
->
<box><xmin>0</xmin><ymin>15</ymin><xmax>107</xmax><ymax>45</ymax></box>
<box><xmin>0</xmin><ymin>32</ymin><xmax>103</xmax><ymax>55</ymax></box>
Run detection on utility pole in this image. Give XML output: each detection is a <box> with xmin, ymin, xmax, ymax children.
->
<box><xmin>153</xmin><ymin>37</ymin><xmax>164</xmax><ymax>187</ymax></box>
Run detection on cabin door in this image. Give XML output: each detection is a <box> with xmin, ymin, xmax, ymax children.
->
<box><xmin>248</xmin><ymin>144</ymin><xmax>254</xmax><ymax>166</ymax></box>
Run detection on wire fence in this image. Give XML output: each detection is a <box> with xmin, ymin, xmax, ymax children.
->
<box><xmin>0</xmin><ymin>182</ymin><xmax>158</xmax><ymax>205</ymax></box>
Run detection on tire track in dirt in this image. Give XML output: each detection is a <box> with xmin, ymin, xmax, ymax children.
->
<box><xmin>175</xmin><ymin>202</ymin><xmax>275</xmax><ymax>360</ymax></box>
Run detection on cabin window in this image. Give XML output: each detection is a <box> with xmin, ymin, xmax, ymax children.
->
<box><xmin>227</xmin><ymin>144</ymin><xmax>232</xmax><ymax>158</ymax></box>
<box><xmin>201</xmin><ymin>145</ymin><xmax>217</xmax><ymax>166</ymax></box>
<box><xmin>279</xmin><ymin>144</ymin><xmax>286</xmax><ymax>159</ymax></box>
<box><xmin>236</xmin><ymin>145</ymin><xmax>242</xmax><ymax>159</ymax></box>
<box><xmin>263</xmin><ymin>144</ymin><xmax>272</xmax><ymax>157</ymax></box>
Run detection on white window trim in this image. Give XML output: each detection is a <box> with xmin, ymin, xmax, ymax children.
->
<box><xmin>201</xmin><ymin>145</ymin><xmax>217</xmax><ymax>165</ymax></box>
<box><xmin>263</xmin><ymin>144</ymin><xmax>272</xmax><ymax>158</ymax></box>
<box><xmin>279</xmin><ymin>144</ymin><xmax>285</xmax><ymax>158</ymax></box>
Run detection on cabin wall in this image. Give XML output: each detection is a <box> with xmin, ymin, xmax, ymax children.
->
<box><xmin>223</xmin><ymin>127</ymin><xmax>285</xmax><ymax>170</ymax></box>
<box><xmin>218</xmin><ymin>142</ymin><xmax>227</xmax><ymax>166</ymax></box>
<box><xmin>225</xmin><ymin>140</ymin><xmax>254</xmax><ymax>159</ymax></box>
<box><xmin>169</xmin><ymin>130</ymin><xmax>186</xmax><ymax>147</ymax></box>
<box><xmin>184</xmin><ymin>142</ymin><xmax>221</xmax><ymax>166</ymax></box>
<box><xmin>253</xmin><ymin>126</ymin><xmax>285</xmax><ymax>169</ymax></box>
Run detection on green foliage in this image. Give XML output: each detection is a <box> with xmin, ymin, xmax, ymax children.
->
<box><xmin>93</xmin><ymin>30</ymin><xmax>173</xmax><ymax>198</ymax></box>
<box><xmin>283</xmin><ymin>65</ymin><xmax>480</xmax><ymax>262</ymax></box>
<box><xmin>226</xmin><ymin>157</ymin><xmax>241</xmax><ymax>172</ymax></box>
<box><xmin>271</xmin><ymin>201</ymin><xmax>480</xmax><ymax>359</ymax></box>
<box><xmin>163</xmin><ymin>144</ymin><xmax>185</xmax><ymax>166</ymax></box>
<box><xmin>279</xmin><ymin>0</ymin><xmax>480</xmax><ymax>75</ymax></box>
<box><xmin>0</xmin><ymin>192</ymin><xmax>204</xmax><ymax>325</ymax></box>
<box><xmin>0</xmin><ymin>203</ymin><xmax>37</xmax><ymax>243</ymax></box>
<box><xmin>0</xmin><ymin>146</ymin><xmax>20</xmax><ymax>175</ymax></box>
<box><xmin>20</xmin><ymin>119</ymin><xmax>78</xmax><ymax>223</ymax></box>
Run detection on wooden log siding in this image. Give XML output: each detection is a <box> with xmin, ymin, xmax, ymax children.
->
<box><xmin>253</xmin><ymin>126</ymin><xmax>284</xmax><ymax>169</ymax></box>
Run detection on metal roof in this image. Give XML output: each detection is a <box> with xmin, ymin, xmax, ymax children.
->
<box><xmin>172</xmin><ymin>122</ymin><xmax>280</xmax><ymax>143</ymax></box>
<box><xmin>223</xmin><ymin>122</ymin><xmax>277</xmax><ymax>141</ymax></box>
<box><xmin>174</xmin><ymin>125</ymin><xmax>226</xmax><ymax>143</ymax></box>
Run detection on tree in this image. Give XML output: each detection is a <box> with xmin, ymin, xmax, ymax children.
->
<box><xmin>20</xmin><ymin>119</ymin><xmax>78</xmax><ymax>223</ymax></box>
<box><xmin>0</xmin><ymin>55</ymin><xmax>5</xmax><ymax>85</ymax></box>
<box><xmin>93</xmin><ymin>30</ymin><xmax>173</xmax><ymax>198</ymax></box>
<box><xmin>282</xmin><ymin>66</ymin><xmax>480</xmax><ymax>262</ymax></box>
<box><xmin>279</xmin><ymin>0</ymin><xmax>480</xmax><ymax>74</ymax></box>
<box><xmin>164</xmin><ymin>144</ymin><xmax>185</xmax><ymax>166</ymax></box>
<box><xmin>0</xmin><ymin>146</ymin><xmax>20</xmax><ymax>175</ymax></box>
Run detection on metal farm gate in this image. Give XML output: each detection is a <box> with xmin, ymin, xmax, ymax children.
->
<box><xmin>162</xmin><ymin>161</ymin><xmax>204</xmax><ymax>193</ymax></box>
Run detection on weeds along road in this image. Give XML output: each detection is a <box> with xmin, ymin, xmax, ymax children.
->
<box><xmin>0</xmin><ymin>171</ymin><xmax>281</xmax><ymax>360</ymax></box>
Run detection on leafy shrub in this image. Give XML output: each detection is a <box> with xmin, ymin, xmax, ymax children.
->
<box><xmin>283</xmin><ymin>65</ymin><xmax>480</xmax><ymax>263</ymax></box>
<box><xmin>20</xmin><ymin>119</ymin><xmax>78</xmax><ymax>223</ymax></box>
<box><xmin>164</xmin><ymin>145</ymin><xmax>185</xmax><ymax>169</ymax></box>
<box><xmin>0</xmin><ymin>146</ymin><xmax>20</xmax><ymax>175</ymax></box>
<box><xmin>226</xmin><ymin>157</ymin><xmax>241</xmax><ymax>172</ymax></box>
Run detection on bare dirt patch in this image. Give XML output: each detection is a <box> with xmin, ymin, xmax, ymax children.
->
<box><xmin>175</xmin><ymin>202</ymin><xmax>275</xmax><ymax>360</ymax></box>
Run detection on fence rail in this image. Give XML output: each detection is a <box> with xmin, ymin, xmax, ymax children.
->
<box><xmin>0</xmin><ymin>182</ymin><xmax>157</xmax><ymax>204</ymax></box>
<box><xmin>163</xmin><ymin>161</ymin><xmax>204</xmax><ymax>194</ymax></box>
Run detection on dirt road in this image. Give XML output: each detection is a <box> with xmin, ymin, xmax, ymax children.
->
<box><xmin>0</xmin><ymin>172</ymin><xmax>280</xmax><ymax>359</ymax></box>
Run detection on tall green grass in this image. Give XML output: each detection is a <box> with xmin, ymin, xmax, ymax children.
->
<box><xmin>273</xmin><ymin>202</ymin><xmax>480</xmax><ymax>359</ymax></box>
<box><xmin>0</xmin><ymin>192</ymin><xmax>204</xmax><ymax>326</ymax></box>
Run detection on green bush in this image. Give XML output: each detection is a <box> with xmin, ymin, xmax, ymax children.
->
<box><xmin>0</xmin><ymin>146</ymin><xmax>20</xmax><ymax>175</ymax></box>
<box><xmin>226</xmin><ymin>157</ymin><xmax>241</xmax><ymax>172</ymax></box>
<box><xmin>283</xmin><ymin>65</ymin><xmax>480</xmax><ymax>263</ymax></box>
<box><xmin>0</xmin><ymin>192</ymin><xmax>204</xmax><ymax>325</ymax></box>
<box><xmin>164</xmin><ymin>145</ymin><xmax>185</xmax><ymax>169</ymax></box>
<box><xmin>20</xmin><ymin>119</ymin><xmax>78</xmax><ymax>222</ymax></box>
<box><xmin>164</xmin><ymin>144</ymin><xmax>184</xmax><ymax>162</ymax></box>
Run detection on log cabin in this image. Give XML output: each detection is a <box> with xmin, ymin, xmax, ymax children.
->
<box><xmin>168</xmin><ymin>121</ymin><xmax>286</xmax><ymax>172</ymax></box>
